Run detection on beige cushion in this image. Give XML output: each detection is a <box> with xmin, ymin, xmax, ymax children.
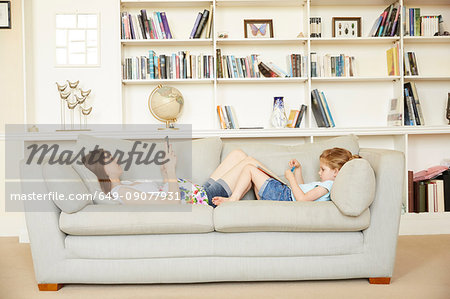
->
<box><xmin>59</xmin><ymin>204</ymin><xmax>214</xmax><ymax>235</ymax></box>
<box><xmin>72</xmin><ymin>135</ymin><xmax>222</xmax><ymax>204</ymax></box>
<box><xmin>221</xmin><ymin>135</ymin><xmax>360</xmax><ymax>200</ymax></box>
<box><xmin>214</xmin><ymin>200</ymin><xmax>370</xmax><ymax>232</ymax></box>
<box><xmin>331</xmin><ymin>159</ymin><xmax>376</xmax><ymax>216</ymax></box>
<box><xmin>42</xmin><ymin>162</ymin><xmax>93</xmax><ymax>213</ymax></box>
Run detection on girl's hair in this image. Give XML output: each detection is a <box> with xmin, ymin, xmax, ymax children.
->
<box><xmin>82</xmin><ymin>149</ymin><xmax>113</xmax><ymax>194</ymax></box>
<box><xmin>320</xmin><ymin>147</ymin><xmax>361</xmax><ymax>170</ymax></box>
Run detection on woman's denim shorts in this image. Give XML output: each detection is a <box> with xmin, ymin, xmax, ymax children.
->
<box><xmin>258</xmin><ymin>178</ymin><xmax>293</xmax><ymax>202</ymax></box>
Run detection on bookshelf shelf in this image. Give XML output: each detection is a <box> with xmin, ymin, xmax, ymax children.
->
<box><xmin>404</xmin><ymin>75</ymin><xmax>450</xmax><ymax>81</ymax></box>
<box><xmin>216</xmin><ymin>0</ymin><xmax>305</xmax><ymax>7</ymax></box>
<box><xmin>403</xmin><ymin>36</ymin><xmax>450</xmax><ymax>44</ymax></box>
<box><xmin>310</xmin><ymin>37</ymin><xmax>400</xmax><ymax>44</ymax></box>
<box><xmin>120</xmin><ymin>0</ymin><xmax>213</xmax><ymax>8</ymax></box>
<box><xmin>217</xmin><ymin>38</ymin><xmax>308</xmax><ymax>45</ymax></box>
<box><xmin>122</xmin><ymin>79</ymin><xmax>214</xmax><ymax>84</ymax></box>
<box><xmin>311</xmin><ymin>76</ymin><xmax>400</xmax><ymax>82</ymax></box>
<box><xmin>121</xmin><ymin>39</ymin><xmax>213</xmax><ymax>46</ymax></box>
<box><xmin>310</xmin><ymin>0</ymin><xmax>397</xmax><ymax>6</ymax></box>
<box><xmin>217</xmin><ymin>77</ymin><xmax>308</xmax><ymax>83</ymax></box>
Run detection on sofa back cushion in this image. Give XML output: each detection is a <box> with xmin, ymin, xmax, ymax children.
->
<box><xmin>72</xmin><ymin>135</ymin><xmax>222</xmax><ymax>204</ymax></box>
<box><xmin>43</xmin><ymin>162</ymin><xmax>93</xmax><ymax>213</ymax></box>
<box><xmin>221</xmin><ymin>135</ymin><xmax>359</xmax><ymax>200</ymax></box>
<box><xmin>331</xmin><ymin>158</ymin><xmax>376</xmax><ymax>216</ymax></box>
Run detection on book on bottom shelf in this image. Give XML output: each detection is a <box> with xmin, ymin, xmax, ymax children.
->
<box><xmin>311</xmin><ymin>89</ymin><xmax>334</xmax><ymax>128</ymax></box>
<box><xmin>287</xmin><ymin>105</ymin><xmax>307</xmax><ymax>128</ymax></box>
<box><xmin>216</xmin><ymin>105</ymin><xmax>239</xmax><ymax>129</ymax></box>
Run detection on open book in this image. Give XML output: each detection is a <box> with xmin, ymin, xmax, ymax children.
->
<box><xmin>256</xmin><ymin>165</ymin><xmax>289</xmax><ymax>187</ymax></box>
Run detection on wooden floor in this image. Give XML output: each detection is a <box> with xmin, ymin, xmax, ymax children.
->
<box><xmin>0</xmin><ymin>235</ymin><xmax>449</xmax><ymax>299</ymax></box>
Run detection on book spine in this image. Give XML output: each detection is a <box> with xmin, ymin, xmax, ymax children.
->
<box><xmin>190</xmin><ymin>13</ymin><xmax>202</xmax><ymax>39</ymax></box>
<box><xmin>140</xmin><ymin>10</ymin><xmax>151</xmax><ymax>39</ymax></box>
<box><xmin>410</xmin><ymin>82</ymin><xmax>425</xmax><ymax>125</ymax></box>
<box><xmin>194</xmin><ymin>10</ymin><xmax>210</xmax><ymax>39</ymax></box>
<box><xmin>391</xmin><ymin>5</ymin><xmax>401</xmax><ymax>36</ymax></box>
<box><xmin>408</xmin><ymin>171</ymin><xmax>414</xmax><ymax>212</ymax></box>
<box><xmin>205</xmin><ymin>4</ymin><xmax>213</xmax><ymax>39</ymax></box>
<box><xmin>221</xmin><ymin>106</ymin><xmax>230</xmax><ymax>129</ymax></box>
<box><xmin>216</xmin><ymin>49</ymin><xmax>223</xmax><ymax>78</ymax></box>
<box><xmin>311</xmin><ymin>89</ymin><xmax>328</xmax><ymax>128</ymax></box>
<box><xmin>160</xmin><ymin>12</ymin><xmax>172</xmax><ymax>39</ymax></box>
<box><xmin>321</xmin><ymin>91</ymin><xmax>335</xmax><ymax>127</ymax></box>
<box><xmin>128</xmin><ymin>14</ymin><xmax>136</xmax><ymax>39</ymax></box>
<box><xmin>216</xmin><ymin>105</ymin><xmax>227</xmax><ymax>129</ymax></box>
<box><xmin>414</xmin><ymin>8</ymin><xmax>421</xmax><ymax>36</ymax></box>
<box><xmin>295</xmin><ymin>104</ymin><xmax>307</xmax><ymax>128</ymax></box>
<box><xmin>225</xmin><ymin>105</ymin><xmax>235</xmax><ymax>129</ymax></box>
<box><xmin>406</xmin><ymin>96</ymin><xmax>416</xmax><ymax>125</ymax></box>
<box><xmin>377</xmin><ymin>11</ymin><xmax>388</xmax><ymax>37</ymax></box>
<box><xmin>382</xmin><ymin>4</ymin><xmax>394</xmax><ymax>36</ymax></box>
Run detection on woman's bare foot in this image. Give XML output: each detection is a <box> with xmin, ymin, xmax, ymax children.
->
<box><xmin>212</xmin><ymin>196</ymin><xmax>237</xmax><ymax>206</ymax></box>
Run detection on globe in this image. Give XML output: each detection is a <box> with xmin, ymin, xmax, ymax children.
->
<box><xmin>148</xmin><ymin>84</ymin><xmax>184</xmax><ymax>129</ymax></box>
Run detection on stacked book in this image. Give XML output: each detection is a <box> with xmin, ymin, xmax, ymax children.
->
<box><xmin>190</xmin><ymin>7</ymin><xmax>213</xmax><ymax>39</ymax></box>
<box><xmin>405</xmin><ymin>8</ymin><xmax>442</xmax><ymax>36</ymax></box>
<box><xmin>404</xmin><ymin>51</ymin><xmax>419</xmax><ymax>76</ymax></box>
<box><xmin>310</xmin><ymin>53</ymin><xmax>357</xmax><ymax>77</ymax></box>
<box><xmin>287</xmin><ymin>105</ymin><xmax>307</xmax><ymax>128</ymax></box>
<box><xmin>404</xmin><ymin>82</ymin><xmax>425</xmax><ymax>126</ymax></box>
<box><xmin>121</xmin><ymin>10</ymin><xmax>172</xmax><ymax>39</ymax></box>
<box><xmin>408</xmin><ymin>168</ymin><xmax>450</xmax><ymax>213</ymax></box>
<box><xmin>310</xmin><ymin>17</ymin><xmax>322</xmax><ymax>38</ymax></box>
<box><xmin>368</xmin><ymin>1</ymin><xmax>400</xmax><ymax>37</ymax></box>
<box><xmin>311</xmin><ymin>89</ymin><xmax>335</xmax><ymax>128</ymax></box>
<box><xmin>122</xmin><ymin>51</ymin><xmax>214</xmax><ymax>80</ymax></box>
<box><xmin>217</xmin><ymin>105</ymin><xmax>239</xmax><ymax>129</ymax></box>
<box><xmin>386</xmin><ymin>42</ymin><xmax>400</xmax><ymax>76</ymax></box>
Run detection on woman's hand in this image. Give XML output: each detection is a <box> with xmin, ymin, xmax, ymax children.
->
<box><xmin>288</xmin><ymin>159</ymin><xmax>301</xmax><ymax>170</ymax></box>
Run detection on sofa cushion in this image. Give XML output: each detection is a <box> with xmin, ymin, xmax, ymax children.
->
<box><xmin>221</xmin><ymin>135</ymin><xmax>359</xmax><ymax>200</ymax></box>
<box><xmin>72</xmin><ymin>135</ymin><xmax>222</xmax><ymax>204</ymax></box>
<box><xmin>331</xmin><ymin>158</ymin><xmax>376</xmax><ymax>216</ymax></box>
<box><xmin>64</xmin><ymin>231</ymin><xmax>364</xmax><ymax>259</ymax></box>
<box><xmin>42</xmin><ymin>162</ymin><xmax>93</xmax><ymax>213</ymax></box>
<box><xmin>214</xmin><ymin>201</ymin><xmax>370</xmax><ymax>232</ymax></box>
<box><xmin>59</xmin><ymin>204</ymin><xmax>214</xmax><ymax>235</ymax></box>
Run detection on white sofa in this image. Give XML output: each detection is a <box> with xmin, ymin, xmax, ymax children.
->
<box><xmin>20</xmin><ymin>135</ymin><xmax>404</xmax><ymax>291</ymax></box>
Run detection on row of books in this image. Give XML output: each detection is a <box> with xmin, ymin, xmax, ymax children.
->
<box><xmin>217</xmin><ymin>105</ymin><xmax>239</xmax><ymax>129</ymax></box>
<box><xmin>386</xmin><ymin>42</ymin><xmax>400</xmax><ymax>76</ymax></box>
<box><xmin>215</xmin><ymin>50</ymin><xmax>307</xmax><ymax>79</ymax></box>
<box><xmin>369</xmin><ymin>1</ymin><xmax>400</xmax><ymax>37</ymax></box>
<box><xmin>405</xmin><ymin>8</ymin><xmax>442</xmax><ymax>37</ymax></box>
<box><xmin>310</xmin><ymin>17</ymin><xmax>322</xmax><ymax>38</ymax></box>
<box><xmin>404</xmin><ymin>82</ymin><xmax>425</xmax><ymax>126</ymax></box>
<box><xmin>190</xmin><ymin>7</ymin><xmax>213</xmax><ymax>39</ymax></box>
<box><xmin>310</xmin><ymin>89</ymin><xmax>335</xmax><ymax>128</ymax></box>
<box><xmin>404</xmin><ymin>52</ymin><xmax>419</xmax><ymax>76</ymax></box>
<box><xmin>310</xmin><ymin>53</ymin><xmax>357</xmax><ymax>77</ymax></box>
<box><xmin>387</xmin><ymin>82</ymin><xmax>425</xmax><ymax>126</ymax></box>
<box><xmin>121</xmin><ymin>10</ymin><xmax>172</xmax><ymax>40</ymax></box>
<box><xmin>287</xmin><ymin>105</ymin><xmax>307</xmax><ymax>128</ymax></box>
<box><xmin>122</xmin><ymin>51</ymin><xmax>214</xmax><ymax>80</ymax></box>
<box><xmin>408</xmin><ymin>169</ymin><xmax>450</xmax><ymax>213</ymax></box>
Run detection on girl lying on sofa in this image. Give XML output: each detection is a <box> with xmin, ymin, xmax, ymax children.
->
<box><xmin>82</xmin><ymin>145</ymin><xmax>269</xmax><ymax>207</ymax></box>
<box><xmin>212</xmin><ymin>148</ymin><xmax>361</xmax><ymax>206</ymax></box>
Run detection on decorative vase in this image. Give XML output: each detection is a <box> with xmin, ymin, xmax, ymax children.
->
<box><xmin>271</xmin><ymin>96</ymin><xmax>288</xmax><ymax>128</ymax></box>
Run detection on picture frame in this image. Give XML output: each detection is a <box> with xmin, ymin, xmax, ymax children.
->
<box><xmin>0</xmin><ymin>1</ymin><xmax>11</xmax><ymax>29</ymax></box>
<box><xmin>332</xmin><ymin>17</ymin><xmax>361</xmax><ymax>38</ymax></box>
<box><xmin>244</xmin><ymin>19</ymin><xmax>274</xmax><ymax>39</ymax></box>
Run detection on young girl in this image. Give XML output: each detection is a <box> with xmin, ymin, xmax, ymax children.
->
<box><xmin>212</xmin><ymin>147</ymin><xmax>361</xmax><ymax>205</ymax></box>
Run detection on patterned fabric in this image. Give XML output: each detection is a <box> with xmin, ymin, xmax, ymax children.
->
<box><xmin>160</xmin><ymin>178</ymin><xmax>209</xmax><ymax>205</ymax></box>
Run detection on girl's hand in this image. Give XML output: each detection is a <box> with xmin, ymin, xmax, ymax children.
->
<box><xmin>285</xmin><ymin>169</ymin><xmax>295</xmax><ymax>181</ymax></box>
<box><xmin>288</xmin><ymin>159</ymin><xmax>301</xmax><ymax>169</ymax></box>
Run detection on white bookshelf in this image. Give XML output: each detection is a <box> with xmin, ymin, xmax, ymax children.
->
<box><xmin>119</xmin><ymin>0</ymin><xmax>450</xmax><ymax>220</ymax></box>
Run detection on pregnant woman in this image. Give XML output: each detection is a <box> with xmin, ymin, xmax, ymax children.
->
<box><xmin>82</xmin><ymin>145</ymin><xmax>267</xmax><ymax>207</ymax></box>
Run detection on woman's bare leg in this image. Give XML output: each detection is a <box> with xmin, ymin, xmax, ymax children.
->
<box><xmin>209</xmin><ymin>149</ymin><xmax>247</xmax><ymax>181</ymax></box>
<box><xmin>213</xmin><ymin>165</ymin><xmax>270</xmax><ymax>205</ymax></box>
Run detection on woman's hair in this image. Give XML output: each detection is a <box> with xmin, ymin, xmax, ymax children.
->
<box><xmin>82</xmin><ymin>149</ymin><xmax>113</xmax><ymax>194</ymax></box>
<box><xmin>320</xmin><ymin>147</ymin><xmax>361</xmax><ymax>170</ymax></box>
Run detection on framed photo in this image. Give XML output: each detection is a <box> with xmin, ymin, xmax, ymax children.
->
<box><xmin>0</xmin><ymin>1</ymin><xmax>11</xmax><ymax>29</ymax></box>
<box><xmin>332</xmin><ymin>17</ymin><xmax>361</xmax><ymax>38</ymax></box>
<box><xmin>244</xmin><ymin>19</ymin><xmax>273</xmax><ymax>39</ymax></box>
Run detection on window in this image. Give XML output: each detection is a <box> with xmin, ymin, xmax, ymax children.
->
<box><xmin>55</xmin><ymin>13</ymin><xmax>99</xmax><ymax>66</ymax></box>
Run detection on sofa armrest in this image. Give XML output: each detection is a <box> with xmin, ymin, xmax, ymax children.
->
<box><xmin>358</xmin><ymin>148</ymin><xmax>404</xmax><ymax>277</ymax></box>
<box><xmin>20</xmin><ymin>159</ymin><xmax>66</xmax><ymax>283</ymax></box>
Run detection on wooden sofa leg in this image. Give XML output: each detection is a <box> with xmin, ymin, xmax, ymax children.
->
<box><xmin>369</xmin><ymin>277</ymin><xmax>391</xmax><ymax>284</ymax></box>
<box><xmin>38</xmin><ymin>284</ymin><xmax>63</xmax><ymax>291</ymax></box>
